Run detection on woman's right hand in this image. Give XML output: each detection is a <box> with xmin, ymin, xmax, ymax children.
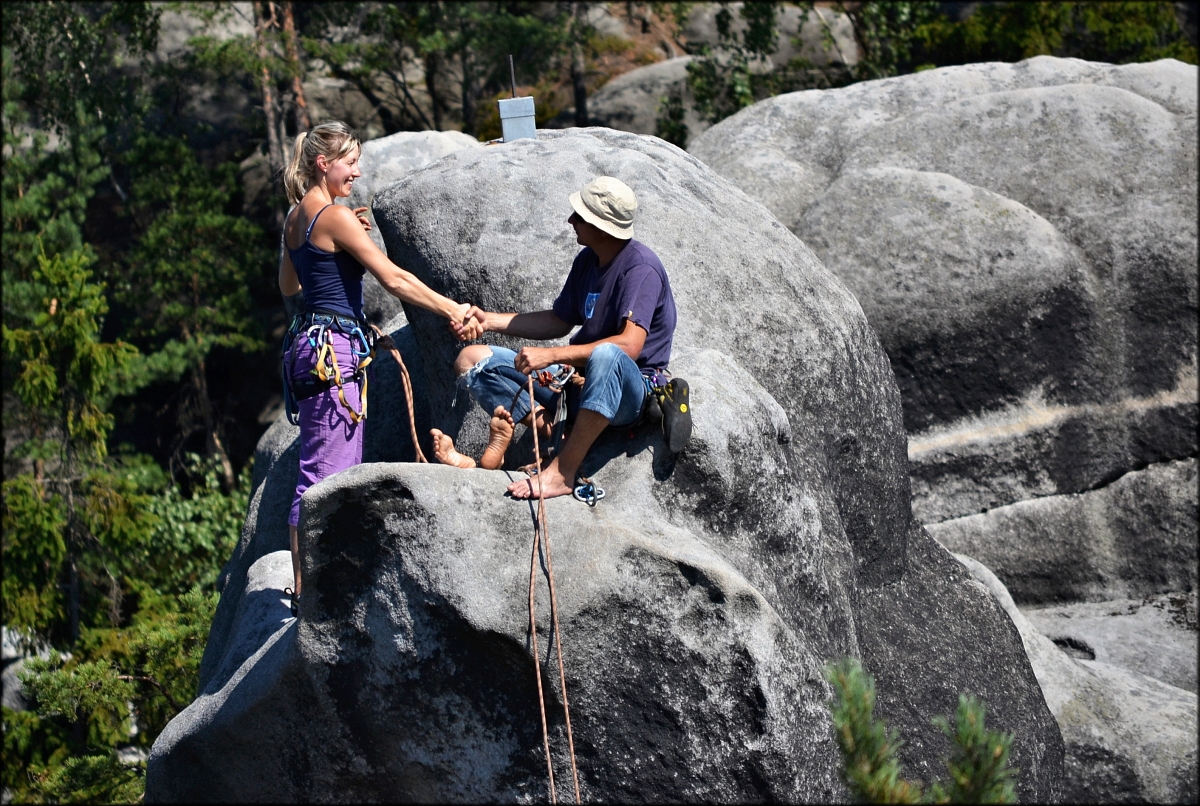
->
<box><xmin>450</xmin><ymin>303</ymin><xmax>485</xmax><ymax>341</ymax></box>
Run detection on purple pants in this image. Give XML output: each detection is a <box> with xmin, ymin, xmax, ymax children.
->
<box><xmin>288</xmin><ymin>331</ymin><xmax>364</xmax><ymax>527</ymax></box>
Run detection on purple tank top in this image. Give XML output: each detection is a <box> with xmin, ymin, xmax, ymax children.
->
<box><xmin>287</xmin><ymin>204</ymin><xmax>365</xmax><ymax>318</ymax></box>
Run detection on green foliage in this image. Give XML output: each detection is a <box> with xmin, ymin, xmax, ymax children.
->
<box><xmin>839</xmin><ymin>2</ymin><xmax>943</xmax><ymax>80</ymax></box>
<box><xmin>302</xmin><ymin>2</ymin><xmax>571</xmax><ymax>138</ymax></box>
<box><xmin>929</xmin><ymin>695</ymin><xmax>1018</xmax><ymax>804</ymax></box>
<box><xmin>3</xmin><ymin>249</ymin><xmax>140</xmax><ymax>461</ymax></box>
<box><xmin>27</xmin><ymin>753</ymin><xmax>145</xmax><ymax>805</ymax></box>
<box><xmin>0</xmin><ymin>2</ymin><xmax>160</xmax><ymax>135</ymax></box>
<box><xmin>117</xmin><ymin>135</ymin><xmax>269</xmax><ymax>381</ymax></box>
<box><xmin>137</xmin><ymin>453</ymin><xmax>252</xmax><ymax>595</ymax></box>
<box><xmin>10</xmin><ymin>587</ymin><xmax>219</xmax><ymax>803</ymax></box>
<box><xmin>911</xmin><ymin>2</ymin><xmax>1197</xmax><ymax>67</ymax></box>
<box><xmin>826</xmin><ymin>659</ymin><xmax>1018</xmax><ymax>804</ymax></box>
<box><xmin>2</xmin><ymin>705</ymin><xmax>71</xmax><ymax>802</ymax></box>
<box><xmin>683</xmin><ymin>1</ymin><xmax>781</xmax><ymax>127</ymax></box>
<box><xmin>1</xmin><ymin>474</ymin><xmax>67</xmax><ymax>635</ymax></box>
<box><xmin>655</xmin><ymin>92</ymin><xmax>689</xmax><ymax>148</ymax></box>
<box><xmin>1</xmin><ymin>50</ymin><xmax>108</xmax><ymax>326</ymax></box>
<box><xmin>828</xmin><ymin>658</ymin><xmax>922</xmax><ymax>803</ymax></box>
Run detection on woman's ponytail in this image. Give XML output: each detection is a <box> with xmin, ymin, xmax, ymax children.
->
<box><xmin>283</xmin><ymin>132</ymin><xmax>310</xmax><ymax>206</ymax></box>
<box><xmin>280</xmin><ymin>122</ymin><xmax>360</xmax><ymax>207</ymax></box>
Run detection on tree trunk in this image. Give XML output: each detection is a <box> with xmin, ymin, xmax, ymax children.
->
<box><xmin>255</xmin><ymin>1</ymin><xmax>285</xmax><ymax>231</ymax></box>
<box><xmin>571</xmin><ymin>2</ymin><xmax>589</xmax><ymax>127</ymax></box>
<box><xmin>459</xmin><ymin>16</ymin><xmax>479</xmax><ymax>136</ymax></box>
<box><xmin>278</xmin><ymin>102</ymin><xmax>290</xmax><ymax>166</ymax></box>
<box><xmin>67</xmin><ymin>553</ymin><xmax>80</xmax><ymax>647</ymax></box>
<box><xmin>281</xmin><ymin>1</ymin><xmax>311</xmax><ymax>132</ymax></box>
<box><xmin>184</xmin><ymin>314</ymin><xmax>236</xmax><ymax>494</ymax></box>
<box><xmin>425</xmin><ymin>50</ymin><xmax>444</xmax><ymax>131</ymax></box>
<box><xmin>193</xmin><ymin>355</ymin><xmax>236</xmax><ymax>494</ymax></box>
<box><xmin>423</xmin><ymin>2</ymin><xmax>445</xmax><ymax>131</ymax></box>
<box><xmin>327</xmin><ymin>64</ymin><xmax>405</xmax><ymax>134</ymax></box>
<box><xmin>62</xmin><ymin>403</ymin><xmax>80</xmax><ymax>647</ymax></box>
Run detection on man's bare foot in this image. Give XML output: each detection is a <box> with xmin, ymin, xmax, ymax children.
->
<box><xmin>431</xmin><ymin>429</ymin><xmax>476</xmax><ymax>469</ymax></box>
<box><xmin>480</xmin><ymin>406</ymin><xmax>515</xmax><ymax>470</ymax></box>
<box><xmin>508</xmin><ymin>460</ymin><xmax>573</xmax><ymax>500</ymax></box>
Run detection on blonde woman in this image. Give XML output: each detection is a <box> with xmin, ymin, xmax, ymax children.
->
<box><xmin>278</xmin><ymin>121</ymin><xmax>477</xmax><ymax>614</ymax></box>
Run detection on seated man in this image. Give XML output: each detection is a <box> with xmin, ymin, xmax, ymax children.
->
<box><xmin>434</xmin><ymin>175</ymin><xmax>687</xmax><ymax>500</ymax></box>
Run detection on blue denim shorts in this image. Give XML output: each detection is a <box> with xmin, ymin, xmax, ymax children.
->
<box><xmin>464</xmin><ymin>343</ymin><xmax>648</xmax><ymax>427</ymax></box>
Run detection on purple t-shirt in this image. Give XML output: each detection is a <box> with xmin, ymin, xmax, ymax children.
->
<box><xmin>552</xmin><ymin>239</ymin><xmax>676</xmax><ymax>371</ymax></box>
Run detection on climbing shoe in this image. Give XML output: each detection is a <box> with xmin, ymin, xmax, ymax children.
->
<box><xmin>660</xmin><ymin>378</ymin><xmax>692</xmax><ymax>453</ymax></box>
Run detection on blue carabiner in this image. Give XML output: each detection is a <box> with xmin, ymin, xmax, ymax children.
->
<box><xmin>572</xmin><ymin>478</ymin><xmax>606</xmax><ymax>507</ymax></box>
<box><xmin>349</xmin><ymin>326</ymin><xmax>371</xmax><ymax>358</ymax></box>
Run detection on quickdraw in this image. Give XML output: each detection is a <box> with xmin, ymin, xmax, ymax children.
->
<box><xmin>536</xmin><ymin>366</ymin><xmax>577</xmax><ymax>457</ymax></box>
<box><xmin>282</xmin><ymin>310</ymin><xmax>376</xmax><ymax>425</ymax></box>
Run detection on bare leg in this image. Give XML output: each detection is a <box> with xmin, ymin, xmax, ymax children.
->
<box><xmin>480</xmin><ymin>406</ymin><xmax>516</xmax><ymax>470</ymax></box>
<box><xmin>431</xmin><ymin>429</ymin><xmax>477</xmax><ymax>468</ymax></box>
<box><xmin>508</xmin><ymin>409</ymin><xmax>609</xmax><ymax>500</ymax></box>
<box><xmin>289</xmin><ymin>524</ymin><xmax>302</xmax><ymax>596</ymax></box>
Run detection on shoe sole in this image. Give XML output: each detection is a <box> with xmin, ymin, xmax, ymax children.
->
<box><xmin>661</xmin><ymin>378</ymin><xmax>692</xmax><ymax>453</ymax></box>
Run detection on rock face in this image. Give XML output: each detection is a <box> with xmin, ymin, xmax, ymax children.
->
<box><xmin>587</xmin><ymin>57</ymin><xmax>708</xmax><ymax>140</ymax></box>
<box><xmin>957</xmin><ymin>555</ymin><xmax>1198</xmax><ymax>805</ymax></box>
<box><xmin>1022</xmin><ymin>592</ymin><xmax>1198</xmax><ymax>694</ymax></box>
<box><xmin>148</xmin><ymin>129</ymin><xmax>1063</xmax><ymax>802</ymax></box>
<box><xmin>927</xmin><ymin>458</ymin><xmax>1198</xmax><ymax>604</ymax></box>
<box><xmin>681</xmin><ymin>2</ymin><xmax>859</xmax><ymax>72</ymax></box>
<box><xmin>336</xmin><ymin>130</ymin><xmax>482</xmax><ymax>325</ymax></box>
<box><xmin>587</xmin><ymin>5</ymin><xmax>858</xmax><ymax>146</ymax></box>
<box><xmin>689</xmin><ymin>56</ymin><xmax>1198</xmax><ymax>523</ymax></box>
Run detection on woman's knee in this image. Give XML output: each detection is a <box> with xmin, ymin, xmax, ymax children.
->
<box><xmin>454</xmin><ymin>344</ymin><xmax>493</xmax><ymax>376</ymax></box>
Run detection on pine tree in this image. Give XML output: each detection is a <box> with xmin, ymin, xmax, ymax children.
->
<box><xmin>826</xmin><ymin>658</ymin><xmax>1018</xmax><ymax>804</ymax></box>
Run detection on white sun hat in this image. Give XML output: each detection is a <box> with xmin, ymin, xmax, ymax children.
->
<box><xmin>569</xmin><ymin>176</ymin><xmax>637</xmax><ymax>240</ymax></box>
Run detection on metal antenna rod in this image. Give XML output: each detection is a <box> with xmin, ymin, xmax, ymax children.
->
<box><xmin>509</xmin><ymin>54</ymin><xmax>516</xmax><ymax>98</ymax></box>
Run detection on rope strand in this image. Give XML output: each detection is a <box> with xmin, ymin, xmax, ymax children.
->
<box><xmin>529</xmin><ymin>483</ymin><xmax>557</xmax><ymax>803</ymax></box>
<box><xmin>526</xmin><ymin>376</ymin><xmax>581</xmax><ymax>804</ymax></box>
<box><xmin>371</xmin><ymin>325</ymin><xmax>427</xmax><ymax>462</ymax></box>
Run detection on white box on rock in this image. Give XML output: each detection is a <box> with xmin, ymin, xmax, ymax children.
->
<box><xmin>498</xmin><ymin>96</ymin><xmax>536</xmax><ymax>142</ymax></box>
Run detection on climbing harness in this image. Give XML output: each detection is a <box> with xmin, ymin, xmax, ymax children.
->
<box><xmin>281</xmin><ymin>314</ymin><xmax>427</xmax><ymax>463</ymax></box>
<box><xmin>524</xmin><ymin>375</ymin><xmax>581</xmax><ymax>804</ymax></box>
<box><xmin>282</xmin><ymin>310</ymin><xmax>374</xmax><ymax>425</ymax></box>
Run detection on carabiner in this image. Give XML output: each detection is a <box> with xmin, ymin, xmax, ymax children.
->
<box><xmin>349</xmin><ymin>326</ymin><xmax>372</xmax><ymax>358</ymax></box>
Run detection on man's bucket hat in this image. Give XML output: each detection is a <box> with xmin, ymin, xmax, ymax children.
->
<box><xmin>570</xmin><ymin>176</ymin><xmax>637</xmax><ymax>240</ymax></box>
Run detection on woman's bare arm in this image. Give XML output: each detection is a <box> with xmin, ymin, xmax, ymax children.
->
<box><xmin>317</xmin><ymin>204</ymin><xmax>468</xmax><ymax>322</ymax></box>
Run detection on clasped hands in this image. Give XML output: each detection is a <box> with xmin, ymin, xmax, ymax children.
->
<box><xmin>448</xmin><ymin>305</ymin><xmax>558</xmax><ymax>375</ymax></box>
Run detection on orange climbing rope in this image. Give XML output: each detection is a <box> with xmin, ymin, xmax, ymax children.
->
<box><xmin>525</xmin><ymin>375</ymin><xmax>581</xmax><ymax>804</ymax></box>
<box><xmin>370</xmin><ymin>325</ymin><xmax>427</xmax><ymax>463</ymax></box>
